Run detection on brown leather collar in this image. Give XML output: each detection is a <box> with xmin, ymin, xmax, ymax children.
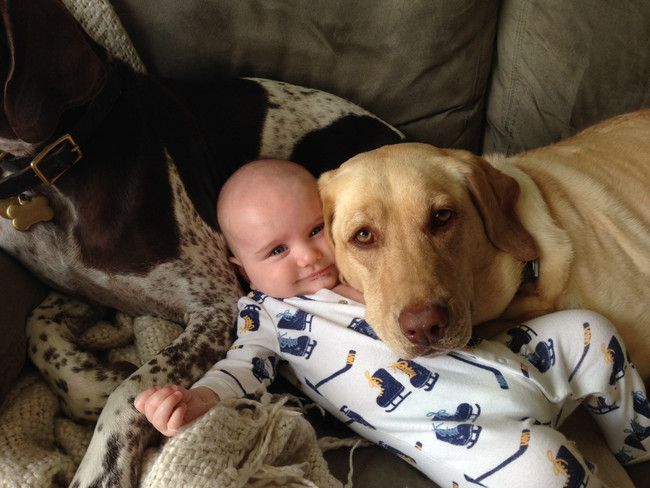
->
<box><xmin>0</xmin><ymin>62</ymin><xmax>122</xmax><ymax>199</ymax></box>
<box><xmin>0</xmin><ymin>134</ymin><xmax>83</xmax><ymax>198</ymax></box>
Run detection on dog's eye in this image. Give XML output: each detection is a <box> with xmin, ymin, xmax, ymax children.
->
<box><xmin>353</xmin><ymin>228</ymin><xmax>375</xmax><ymax>246</ymax></box>
<box><xmin>431</xmin><ymin>209</ymin><xmax>453</xmax><ymax>227</ymax></box>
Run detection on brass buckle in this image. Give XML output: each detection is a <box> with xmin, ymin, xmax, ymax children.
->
<box><xmin>30</xmin><ymin>134</ymin><xmax>82</xmax><ymax>185</ymax></box>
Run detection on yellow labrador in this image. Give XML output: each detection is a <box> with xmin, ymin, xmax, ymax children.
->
<box><xmin>319</xmin><ymin>109</ymin><xmax>650</xmax><ymax>379</ymax></box>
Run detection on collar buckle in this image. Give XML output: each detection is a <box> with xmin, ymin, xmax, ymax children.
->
<box><xmin>30</xmin><ymin>134</ymin><xmax>83</xmax><ymax>186</ymax></box>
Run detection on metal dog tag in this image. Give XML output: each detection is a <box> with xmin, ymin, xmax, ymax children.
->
<box><xmin>0</xmin><ymin>197</ymin><xmax>20</xmax><ymax>220</ymax></box>
<box><xmin>4</xmin><ymin>195</ymin><xmax>54</xmax><ymax>231</ymax></box>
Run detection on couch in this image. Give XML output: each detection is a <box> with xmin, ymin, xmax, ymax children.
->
<box><xmin>1</xmin><ymin>0</ymin><xmax>649</xmax><ymax>486</ymax></box>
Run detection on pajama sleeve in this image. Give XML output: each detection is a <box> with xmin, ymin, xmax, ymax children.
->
<box><xmin>192</xmin><ymin>298</ymin><xmax>282</xmax><ymax>401</ymax></box>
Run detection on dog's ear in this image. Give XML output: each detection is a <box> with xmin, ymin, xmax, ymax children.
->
<box><xmin>459</xmin><ymin>153</ymin><xmax>539</xmax><ymax>262</ymax></box>
<box><xmin>319</xmin><ymin>168</ymin><xmax>353</xmax><ymax>286</ymax></box>
<box><xmin>318</xmin><ymin>169</ymin><xmax>338</xmax><ymax>251</ymax></box>
<box><xmin>0</xmin><ymin>0</ymin><xmax>107</xmax><ymax>145</ymax></box>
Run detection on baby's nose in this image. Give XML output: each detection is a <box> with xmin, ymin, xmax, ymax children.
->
<box><xmin>299</xmin><ymin>245</ymin><xmax>321</xmax><ymax>265</ymax></box>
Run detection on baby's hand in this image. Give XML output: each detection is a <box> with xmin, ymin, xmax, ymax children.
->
<box><xmin>134</xmin><ymin>385</ymin><xmax>219</xmax><ymax>436</ymax></box>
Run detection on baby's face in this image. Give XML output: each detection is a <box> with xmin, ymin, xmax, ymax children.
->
<box><xmin>230</xmin><ymin>179</ymin><xmax>339</xmax><ymax>298</ymax></box>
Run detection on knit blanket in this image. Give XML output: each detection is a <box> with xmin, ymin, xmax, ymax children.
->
<box><xmin>0</xmin><ymin>291</ymin><xmax>346</xmax><ymax>488</ymax></box>
<box><xmin>61</xmin><ymin>0</ymin><xmax>147</xmax><ymax>74</ymax></box>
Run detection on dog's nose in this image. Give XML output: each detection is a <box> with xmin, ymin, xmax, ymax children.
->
<box><xmin>399</xmin><ymin>304</ymin><xmax>448</xmax><ymax>345</ymax></box>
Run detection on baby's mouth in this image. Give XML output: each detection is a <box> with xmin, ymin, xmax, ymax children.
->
<box><xmin>306</xmin><ymin>264</ymin><xmax>334</xmax><ymax>280</ymax></box>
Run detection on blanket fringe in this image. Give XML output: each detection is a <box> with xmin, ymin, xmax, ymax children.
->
<box><xmin>140</xmin><ymin>393</ymin><xmax>343</xmax><ymax>488</ymax></box>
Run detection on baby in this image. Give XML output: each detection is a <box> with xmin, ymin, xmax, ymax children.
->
<box><xmin>136</xmin><ymin>159</ymin><xmax>650</xmax><ymax>488</ymax></box>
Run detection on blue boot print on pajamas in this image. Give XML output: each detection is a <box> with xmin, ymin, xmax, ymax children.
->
<box><xmin>249</xmin><ymin>290</ymin><xmax>265</xmax><ymax>303</ymax></box>
<box><xmin>277</xmin><ymin>332</ymin><xmax>317</xmax><ymax>359</ymax></box>
<box><xmin>615</xmin><ymin>447</ymin><xmax>637</xmax><ymax>464</ymax></box>
<box><xmin>389</xmin><ymin>359</ymin><xmax>439</xmax><ymax>391</ymax></box>
<box><xmin>505</xmin><ymin>325</ymin><xmax>556</xmax><ymax>373</ymax></box>
<box><xmin>602</xmin><ymin>336</ymin><xmax>627</xmax><ymax>385</ymax></box>
<box><xmin>427</xmin><ymin>403</ymin><xmax>481</xmax><ymax>423</ymax></box>
<box><xmin>523</xmin><ymin>339</ymin><xmax>556</xmax><ymax>373</ymax></box>
<box><xmin>366</xmin><ymin>368</ymin><xmax>411</xmax><ymax>412</ymax></box>
<box><xmin>505</xmin><ymin>324</ymin><xmax>538</xmax><ymax>353</ymax></box>
<box><xmin>586</xmin><ymin>396</ymin><xmax>619</xmax><ymax>415</ymax></box>
<box><xmin>239</xmin><ymin>304</ymin><xmax>261</xmax><ymax>334</ymax></box>
<box><xmin>347</xmin><ymin>317</ymin><xmax>379</xmax><ymax>339</ymax></box>
<box><xmin>623</xmin><ymin>419</ymin><xmax>650</xmax><ymax>451</ymax></box>
<box><xmin>276</xmin><ymin>309</ymin><xmax>313</xmax><ymax>331</ymax></box>
<box><xmin>546</xmin><ymin>445</ymin><xmax>590</xmax><ymax>488</ymax></box>
<box><xmin>432</xmin><ymin>423</ymin><xmax>481</xmax><ymax>449</ymax></box>
<box><xmin>251</xmin><ymin>356</ymin><xmax>276</xmax><ymax>383</ymax></box>
<box><xmin>633</xmin><ymin>391</ymin><xmax>650</xmax><ymax>418</ymax></box>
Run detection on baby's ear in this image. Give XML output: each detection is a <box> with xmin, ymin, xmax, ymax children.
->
<box><xmin>228</xmin><ymin>256</ymin><xmax>250</xmax><ymax>282</ymax></box>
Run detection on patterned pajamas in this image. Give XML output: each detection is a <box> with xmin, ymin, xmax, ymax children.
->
<box><xmin>194</xmin><ymin>289</ymin><xmax>650</xmax><ymax>488</ymax></box>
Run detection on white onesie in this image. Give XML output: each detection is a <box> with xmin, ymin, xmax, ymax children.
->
<box><xmin>194</xmin><ymin>289</ymin><xmax>650</xmax><ymax>488</ymax></box>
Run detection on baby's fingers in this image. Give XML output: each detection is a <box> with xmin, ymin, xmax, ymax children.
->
<box><xmin>148</xmin><ymin>389</ymin><xmax>185</xmax><ymax>435</ymax></box>
<box><xmin>166</xmin><ymin>402</ymin><xmax>189</xmax><ymax>435</ymax></box>
<box><xmin>133</xmin><ymin>385</ymin><xmax>161</xmax><ymax>413</ymax></box>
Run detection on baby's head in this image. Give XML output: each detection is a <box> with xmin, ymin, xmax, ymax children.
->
<box><xmin>217</xmin><ymin>159</ymin><xmax>339</xmax><ymax>298</ymax></box>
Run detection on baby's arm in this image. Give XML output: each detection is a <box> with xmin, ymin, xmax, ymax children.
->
<box><xmin>134</xmin><ymin>385</ymin><xmax>219</xmax><ymax>437</ymax></box>
<box><xmin>136</xmin><ymin>296</ymin><xmax>282</xmax><ymax>436</ymax></box>
<box><xmin>332</xmin><ymin>283</ymin><xmax>365</xmax><ymax>303</ymax></box>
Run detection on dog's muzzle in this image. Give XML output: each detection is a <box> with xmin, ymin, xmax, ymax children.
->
<box><xmin>399</xmin><ymin>304</ymin><xmax>449</xmax><ymax>346</ymax></box>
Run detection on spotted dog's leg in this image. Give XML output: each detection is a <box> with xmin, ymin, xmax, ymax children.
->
<box><xmin>26</xmin><ymin>291</ymin><xmax>137</xmax><ymax>423</ymax></box>
<box><xmin>70</xmin><ymin>375</ymin><xmax>158</xmax><ymax>488</ymax></box>
<box><xmin>70</xmin><ymin>308</ymin><xmax>233</xmax><ymax>488</ymax></box>
<box><xmin>70</xmin><ymin>156</ymin><xmax>241</xmax><ymax>488</ymax></box>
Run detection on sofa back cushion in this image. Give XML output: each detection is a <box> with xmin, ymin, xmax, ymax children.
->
<box><xmin>111</xmin><ymin>0</ymin><xmax>499</xmax><ymax>153</ymax></box>
<box><xmin>484</xmin><ymin>0</ymin><xmax>650</xmax><ymax>155</ymax></box>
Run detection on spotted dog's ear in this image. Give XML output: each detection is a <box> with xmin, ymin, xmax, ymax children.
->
<box><xmin>455</xmin><ymin>151</ymin><xmax>539</xmax><ymax>263</ymax></box>
<box><xmin>0</xmin><ymin>0</ymin><xmax>107</xmax><ymax>145</ymax></box>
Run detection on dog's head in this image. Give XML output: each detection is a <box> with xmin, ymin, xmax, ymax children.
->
<box><xmin>319</xmin><ymin>142</ymin><xmax>538</xmax><ymax>358</ymax></box>
<box><xmin>0</xmin><ymin>0</ymin><xmax>106</xmax><ymax>155</ymax></box>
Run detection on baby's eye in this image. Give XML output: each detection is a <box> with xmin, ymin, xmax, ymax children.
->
<box><xmin>310</xmin><ymin>225</ymin><xmax>324</xmax><ymax>237</ymax></box>
<box><xmin>270</xmin><ymin>245</ymin><xmax>287</xmax><ymax>256</ymax></box>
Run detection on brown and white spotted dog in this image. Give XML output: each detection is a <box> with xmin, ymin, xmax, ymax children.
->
<box><xmin>0</xmin><ymin>1</ymin><xmax>403</xmax><ymax>487</ymax></box>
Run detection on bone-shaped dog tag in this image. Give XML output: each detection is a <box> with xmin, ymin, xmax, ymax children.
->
<box><xmin>6</xmin><ymin>195</ymin><xmax>54</xmax><ymax>231</ymax></box>
<box><xmin>0</xmin><ymin>197</ymin><xmax>20</xmax><ymax>220</ymax></box>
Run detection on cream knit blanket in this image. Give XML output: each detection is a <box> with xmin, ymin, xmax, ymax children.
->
<box><xmin>0</xmin><ymin>292</ymin><xmax>344</xmax><ymax>488</ymax></box>
<box><xmin>61</xmin><ymin>0</ymin><xmax>146</xmax><ymax>73</ymax></box>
